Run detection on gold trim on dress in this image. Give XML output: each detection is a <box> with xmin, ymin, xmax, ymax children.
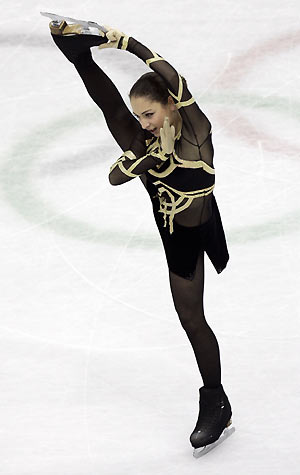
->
<box><xmin>167</xmin><ymin>75</ymin><xmax>196</xmax><ymax>110</ymax></box>
<box><xmin>121</xmin><ymin>36</ymin><xmax>129</xmax><ymax>50</ymax></box>
<box><xmin>153</xmin><ymin>181</ymin><xmax>215</xmax><ymax>233</ymax></box>
<box><xmin>145</xmin><ymin>51</ymin><xmax>165</xmax><ymax>66</ymax></box>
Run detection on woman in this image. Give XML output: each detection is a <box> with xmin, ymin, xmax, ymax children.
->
<box><xmin>48</xmin><ymin>18</ymin><xmax>232</xmax><ymax>454</ymax></box>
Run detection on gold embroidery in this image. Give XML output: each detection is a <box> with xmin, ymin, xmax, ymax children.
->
<box><xmin>147</xmin><ymin>149</ymin><xmax>215</xmax><ymax>178</ymax></box>
<box><xmin>173</xmin><ymin>150</ymin><xmax>215</xmax><ymax>174</ymax></box>
<box><xmin>121</xmin><ymin>36</ymin><xmax>129</xmax><ymax>50</ymax></box>
<box><xmin>168</xmin><ymin>75</ymin><xmax>196</xmax><ymax>110</ymax></box>
<box><xmin>109</xmin><ymin>50</ymin><xmax>215</xmax><ymax>233</ymax></box>
<box><xmin>175</xmin><ymin>97</ymin><xmax>196</xmax><ymax>110</ymax></box>
<box><xmin>148</xmin><ymin>156</ymin><xmax>177</xmax><ymax>178</ymax></box>
<box><xmin>109</xmin><ymin>148</ymin><xmax>163</xmax><ymax>179</ymax></box>
<box><xmin>145</xmin><ymin>51</ymin><xmax>165</xmax><ymax>66</ymax></box>
<box><xmin>109</xmin><ymin>150</ymin><xmax>139</xmax><ymax>178</ymax></box>
<box><xmin>154</xmin><ymin>181</ymin><xmax>215</xmax><ymax>234</ymax></box>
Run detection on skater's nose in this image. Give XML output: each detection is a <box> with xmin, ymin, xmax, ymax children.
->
<box><xmin>140</xmin><ymin>118</ymin><xmax>151</xmax><ymax>130</ymax></box>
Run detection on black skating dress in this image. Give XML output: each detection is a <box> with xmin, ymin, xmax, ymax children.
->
<box><xmin>109</xmin><ymin>37</ymin><xmax>229</xmax><ymax>280</ymax></box>
<box><xmin>51</xmin><ymin>31</ymin><xmax>229</xmax><ymax>280</ymax></box>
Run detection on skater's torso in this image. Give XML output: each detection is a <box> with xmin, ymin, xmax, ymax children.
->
<box><xmin>144</xmin><ymin>120</ymin><xmax>215</xmax><ymax>232</ymax></box>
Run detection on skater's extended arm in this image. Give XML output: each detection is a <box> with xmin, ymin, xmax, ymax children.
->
<box><xmin>109</xmin><ymin>150</ymin><xmax>159</xmax><ymax>185</ymax></box>
<box><xmin>109</xmin><ymin>125</ymin><xmax>171</xmax><ymax>185</ymax></box>
<box><xmin>109</xmin><ymin>116</ymin><xmax>174</xmax><ymax>185</ymax></box>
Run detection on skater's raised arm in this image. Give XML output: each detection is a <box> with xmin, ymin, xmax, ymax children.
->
<box><xmin>99</xmin><ymin>28</ymin><xmax>211</xmax><ymax>146</ymax></box>
<box><xmin>127</xmin><ymin>37</ymin><xmax>211</xmax><ymax>145</ymax></box>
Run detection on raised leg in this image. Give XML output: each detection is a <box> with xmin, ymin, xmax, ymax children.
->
<box><xmin>50</xmin><ymin>31</ymin><xmax>144</xmax><ymax>153</ymax></box>
<box><xmin>74</xmin><ymin>53</ymin><xmax>143</xmax><ymax>152</ymax></box>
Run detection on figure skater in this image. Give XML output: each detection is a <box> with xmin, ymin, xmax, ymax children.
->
<box><xmin>46</xmin><ymin>16</ymin><xmax>233</xmax><ymax>454</ymax></box>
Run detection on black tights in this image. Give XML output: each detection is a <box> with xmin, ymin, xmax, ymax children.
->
<box><xmin>169</xmin><ymin>251</ymin><xmax>221</xmax><ymax>388</ymax></box>
<box><xmin>68</xmin><ymin>50</ymin><xmax>221</xmax><ymax>388</ymax></box>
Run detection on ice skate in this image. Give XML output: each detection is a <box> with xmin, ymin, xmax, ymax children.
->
<box><xmin>193</xmin><ymin>420</ymin><xmax>235</xmax><ymax>458</ymax></box>
<box><xmin>41</xmin><ymin>12</ymin><xmax>110</xmax><ymax>64</ymax></box>
<box><xmin>40</xmin><ymin>12</ymin><xmax>108</xmax><ymax>37</ymax></box>
<box><xmin>190</xmin><ymin>385</ymin><xmax>235</xmax><ymax>457</ymax></box>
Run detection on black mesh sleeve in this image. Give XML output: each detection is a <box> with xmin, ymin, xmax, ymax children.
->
<box><xmin>126</xmin><ymin>37</ymin><xmax>211</xmax><ymax>147</ymax></box>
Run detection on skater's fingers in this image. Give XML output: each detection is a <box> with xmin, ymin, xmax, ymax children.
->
<box><xmin>98</xmin><ymin>26</ymin><xmax>128</xmax><ymax>51</ymax></box>
<box><xmin>106</xmin><ymin>27</ymin><xmax>126</xmax><ymax>39</ymax></box>
<box><xmin>171</xmin><ymin>125</ymin><xmax>175</xmax><ymax>139</ymax></box>
<box><xmin>106</xmin><ymin>30</ymin><xmax>119</xmax><ymax>41</ymax></box>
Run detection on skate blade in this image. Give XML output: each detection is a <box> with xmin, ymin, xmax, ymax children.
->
<box><xmin>193</xmin><ymin>424</ymin><xmax>236</xmax><ymax>458</ymax></box>
<box><xmin>40</xmin><ymin>12</ymin><xmax>108</xmax><ymax>35</ymax></box>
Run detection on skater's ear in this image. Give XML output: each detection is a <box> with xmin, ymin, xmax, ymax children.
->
<box><xmin>168</xmin><ymin>95</ymin><xmax>177</xmax><ymax>110</ymax></box>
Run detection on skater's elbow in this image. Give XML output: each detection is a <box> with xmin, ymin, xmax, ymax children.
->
<box><xmin>108</xmin><ymin>171</ymin><xmax>128</xmax><ymax>186</ymax></box>
<box><xmin>108</xmin><ymin>173</ymin><xmax>121</xmax><ymax>186</ymax></box>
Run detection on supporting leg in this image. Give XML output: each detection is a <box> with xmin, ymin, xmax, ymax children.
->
<box><xmin>168</xmin><ymin>251</ymin><xmax>221</xmax><ymax>388</ymax></box>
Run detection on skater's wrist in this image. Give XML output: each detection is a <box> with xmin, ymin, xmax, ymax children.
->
<box><xmin>118</xmin><ymin>35</ymin><xmax>130</xmax><ymax>50</ymax></box>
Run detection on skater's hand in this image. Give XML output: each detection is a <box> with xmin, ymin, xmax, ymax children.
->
<box><xmin>98</xmin><ymin>26</ymin><xmax>129</xmax><ymax>50</ymax></box>
<box><xmin>159</xmin><ymin>117</ymin><xmax>176</xmax><ymax>157</ymax></box>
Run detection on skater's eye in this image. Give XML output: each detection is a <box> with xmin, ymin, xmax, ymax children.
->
<box><xmin>133</xmin><ymin>111</ymin><xmax>154</xmax><ymax>118</ymax></box>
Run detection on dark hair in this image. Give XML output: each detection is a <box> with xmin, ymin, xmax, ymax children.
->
<box><xmin>129</xmin><ymin>72</ymin><xmax>170</xmax><ymax>105</ymax></box>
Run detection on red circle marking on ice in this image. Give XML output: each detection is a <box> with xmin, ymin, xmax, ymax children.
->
<box><xmin>214</xmin><ymin>30</ymin><xmax>300</xmax><ymax>156</ymax></box>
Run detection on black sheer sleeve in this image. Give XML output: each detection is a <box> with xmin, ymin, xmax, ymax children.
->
<box><xmin>126</xmin><ymin>37</ymin><xmax>212</xmax><ymax>149</ymax></box>
<box><xmin>108</xmin><ymin>125</ymin><xmax>172</xmax><ymax>185</ymax></box>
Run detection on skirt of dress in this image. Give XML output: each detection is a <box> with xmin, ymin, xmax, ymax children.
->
<box><xmin>146</xmin><ymin>180</ymin><xmax>229</xmax><ymax>280</ymax></box>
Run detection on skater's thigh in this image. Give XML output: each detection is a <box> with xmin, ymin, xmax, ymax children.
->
<box><xmin>169</xmin><ymin>251</ymin><xmax>205</xmax><ymax>316</ymax></box>
<box><xmin>94</xmin><ymin>77</ymin><xmax>143</xmax><ymax>152</ymax></box>
<box><xmin>76</xmin><ymin>60</ymin><xmax>143</xmax><ymax>152</ymax></box>
<box><xmin>105</xmin><ymin>107</ymin><xmax>143</xmax><ymax>152</ymax></box>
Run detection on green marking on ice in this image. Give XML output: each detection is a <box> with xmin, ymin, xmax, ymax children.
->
<box><xmin>201</xmin><ymin>92</ymin><xmax>300</xmax><ymax>119</ymax></box>
<box><xmin>1</xmin><ymin>92</ymin><xmax>299</xmax><ymax>248</ymax></box>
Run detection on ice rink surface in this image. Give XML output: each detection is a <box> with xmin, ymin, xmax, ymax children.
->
<box><xmin>1</xmin><ymin>1</ymin><xmax>300</xmax><ymax>474</ymax></box>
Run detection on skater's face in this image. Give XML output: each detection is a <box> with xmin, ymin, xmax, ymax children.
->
<box><xmin>131</xmin><ymin>95</ymin><xmax>178</xmax><ymax>137</ymax></box>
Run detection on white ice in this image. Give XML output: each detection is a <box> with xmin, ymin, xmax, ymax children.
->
<box><xmin>1</xmin><ymin>1</ymin><xmax>300</xmax><ymax>474</ymax></box>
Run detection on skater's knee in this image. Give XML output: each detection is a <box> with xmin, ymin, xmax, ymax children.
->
<box><xmin>172</xmin><ymin>293</ymin><xmax>204</xmax><ymax>320</ymax></box>
<box><xmin>175</xmin><ymin>304</ymin><xmax>206</xmax><ymax>334</ymax></box>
